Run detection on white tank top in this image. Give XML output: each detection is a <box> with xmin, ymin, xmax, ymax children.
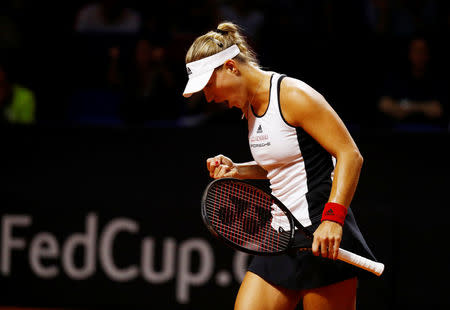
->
<box><xmin>248</xmin><ymin>73</ymin><xmax>335</xmax><ymax>229</ymax></box>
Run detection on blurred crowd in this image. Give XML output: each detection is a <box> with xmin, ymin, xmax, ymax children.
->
<box><xmin>0</xmin><ymin>0</ymin><xmax>448</xmax><ymax>131</ymax></box>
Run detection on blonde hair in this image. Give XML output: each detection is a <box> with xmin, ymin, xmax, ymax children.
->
<box><xmin>185</xmin><ymin>22</ymin><xmax>259</xmax><ymax>68</ymax></box>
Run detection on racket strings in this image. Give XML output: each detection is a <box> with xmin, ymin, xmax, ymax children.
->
<box><xmin>205</xmin><ymin>182</ymin><xmax>291</xmax><ymax>253</ymax></box>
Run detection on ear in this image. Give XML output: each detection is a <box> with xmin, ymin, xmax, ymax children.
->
<box><xmin>223</xmin><ymin>59</ymin><xmax>239</xmax><ymax>74</ymax></box>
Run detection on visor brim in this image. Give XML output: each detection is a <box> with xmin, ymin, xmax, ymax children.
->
<box><xmin>182</xmin><ymin>69</ymin><xmax>214</xmax><ymax>98</ymax></box>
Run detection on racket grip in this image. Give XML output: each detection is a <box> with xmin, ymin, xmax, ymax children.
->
<box><xmin>337</xmin><ymin>248</ymin><xmax>384</xmax><ymax>276</ymax></box>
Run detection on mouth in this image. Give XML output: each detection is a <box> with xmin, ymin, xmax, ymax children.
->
<box><xmin>219</xmin><ymin>100</ymin><xmax>231</xmax><ymax>108</ymax></box>
<box><xmin>216</xmin><ymin>100</ymin><xmax>234</xmax><ymax>109</ymax></box>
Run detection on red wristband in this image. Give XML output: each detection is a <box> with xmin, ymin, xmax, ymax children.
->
<box><xmin>321</xmin><ymin>202</ymin><xmax>347</xmax><ymax>226</ymax></box>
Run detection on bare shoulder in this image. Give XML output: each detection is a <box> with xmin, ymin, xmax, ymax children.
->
<box><xmin>281</xmin><ymin>77</ymin><xmax>322</xmax><ymax>99</ymax></box>
<box><xmin>280</xmin><ymin>76</ymin><xmax>332</xmax><ymax>127</ymax></box>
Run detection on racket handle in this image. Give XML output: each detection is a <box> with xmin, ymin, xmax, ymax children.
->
<box><xmin>337</xmin><ymin>248</ymin><xmax>384</xmax><ymax>276</ymax></box>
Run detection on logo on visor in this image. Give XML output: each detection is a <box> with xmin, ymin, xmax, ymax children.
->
<box><xmin>187</xmin><ymin>67</ymin><xmax>192</xmax><ymax>75</ymax></box>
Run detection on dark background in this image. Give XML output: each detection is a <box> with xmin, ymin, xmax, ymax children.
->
<box><xmin>0</xmin><ymin>0</ymin><xmax>448</xmax><ymax>129</ymax></box>
<box><xmin>1</xmin><ymin>127</ymin><xmax>448</xmax><ymax>309</ymax></box>
<box><xmin>1</xmin><ymin>0</ymin><xmax>449</xmax><ymax>309</ymax></box>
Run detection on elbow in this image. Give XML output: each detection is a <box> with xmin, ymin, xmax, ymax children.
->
<box><xmin>341</xmin><ymin>148</ymin><xmax>363</xmax><ymax>169</ymax></box>
<box><xmin>354</xmin><ymin>149</ymin><xmax>364</xmax><ymax>169</ymax></box>
<box><xmin>335</xmin><ymin>147</ymin><xmax>363</xmax><ymax>170</ymax></box>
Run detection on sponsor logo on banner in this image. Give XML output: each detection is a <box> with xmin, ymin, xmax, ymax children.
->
<box><xmin>0</xmin><ymin>213</ymin><xmax>250</xmax><ymax>304</ymax></box>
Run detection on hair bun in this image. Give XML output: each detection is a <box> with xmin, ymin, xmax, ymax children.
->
<box><xmin>217</xmin><ymin>22</ymin><xmax>239</xmax><ymax>34</ymax></box>
<box><xmin>214</xmin><ymin>29</ymin><xmax>228</xmax><ymax>35</ymax></box>
<box><xmin>185</xmin><ymin>21</ymin><xmax>259</xmax><ymax>68</ymax></box>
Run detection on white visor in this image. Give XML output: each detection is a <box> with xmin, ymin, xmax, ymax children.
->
<box><xmin>183</xmin><ymin>44</ymin><xmax>240</xmax><ymax>97</ymax></box>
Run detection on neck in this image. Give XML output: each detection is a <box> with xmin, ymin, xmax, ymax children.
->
<box><xmin>244</xmin><ymin>67</ymin><xmax>270</xmax><ymax>116</ymax></box>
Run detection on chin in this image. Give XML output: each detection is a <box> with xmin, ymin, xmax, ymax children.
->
<box><xmin>239</xmin><ymin>101</ymin><xmax>249</xmax><ymax>111</ymax></box>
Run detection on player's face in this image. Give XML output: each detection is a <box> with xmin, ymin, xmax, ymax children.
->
<box><xmin>203</xmin><ymin>66</ymin><xmax>247</xmax><ymax>110</ymax></box>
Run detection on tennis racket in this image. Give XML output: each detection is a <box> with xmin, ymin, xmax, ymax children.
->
<box><xmin>201</xmin><ymin>178</ymin><xmax>384</xmax><ymax>276</ymax></box>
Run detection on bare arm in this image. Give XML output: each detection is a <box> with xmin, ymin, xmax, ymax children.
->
<box><xmin>206</xmin><ymin>155</ymin><xmax>267</xmax><ymax>179</ymax></box>
<box><xmin>280</xmin><ymin>78</ymin><xmax>363</xmax><ymax>259</ymax></box>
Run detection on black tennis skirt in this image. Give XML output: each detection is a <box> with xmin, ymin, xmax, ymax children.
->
<box><xmin>247</xmin><ymin>208</ymin><xmax>377</xmax><ymax>290</ymax></box>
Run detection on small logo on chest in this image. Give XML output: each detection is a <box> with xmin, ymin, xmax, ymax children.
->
<box><xmin>250</xmin><ymin>124</ymin><xmax>270</xmax><ymax>148</ymax></box>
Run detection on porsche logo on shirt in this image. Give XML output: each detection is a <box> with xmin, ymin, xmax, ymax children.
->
<box><xmin>250</xmin><ymin>125</ymin><xmax>270</xmax><ymax>148</ymax></box>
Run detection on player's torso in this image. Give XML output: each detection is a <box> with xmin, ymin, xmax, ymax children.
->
<box><xmin>247</xmin><ymin>73</ymin><xmax>334</xmax><ymax>227</ymax></box>
<box><xmin>248</xmin><ymin>73</ymin><xmax>304</xmax><ymax>179</ymax></box>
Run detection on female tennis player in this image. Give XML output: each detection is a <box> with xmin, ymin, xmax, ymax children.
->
<box><xmin>183</xmin><ymin>22</ymin><xmax>377</xmax><ymax>310</ymax></box>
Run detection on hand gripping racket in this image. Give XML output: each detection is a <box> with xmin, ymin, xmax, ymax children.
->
<box><xmin>201</xmin><ymin>178</ymin><xmax>384</xmax><ymax>276</ymax></box>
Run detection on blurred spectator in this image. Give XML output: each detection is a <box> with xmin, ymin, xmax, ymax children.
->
<box><xmin>377</xmin><ymin>36</ymin><xmax>447</xmax><ymax>128</ymax></box>
<box><xmin>110</xmin><ymin>38</ymin><xmax>180</xmax><ymax>125</ymax></box>
<box><xmin>0</xmin><ymin>62</ymin><xmax>36</xmax><ymax>125</ymax></box>
<box><xmin>368</xmin><ymin>0</ymin><xmax>392</xmax><ymax>35</ymax></box>
<box><xmin>75</xmin><ymin>0</ymin><xmax>141</xmax><ymax>34</ymax></box>
<box><xmin>368</xmin><ymin>0</ymin><xmax>440</xmax><ymax>37</ymax></box>
<box><xmin>391</xmin><ymin>0</ymin><xmax>439</xmax><ymax>37</ymax></box>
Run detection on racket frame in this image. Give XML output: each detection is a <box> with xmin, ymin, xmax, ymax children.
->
<box><xmin>201</xmin><ymin>178</ymin><xmax>384</xmax><ymax>276</ymax></box>
<box><xmin>201</xmin><ymin>178</ymin><xmax>312</xmax><ymax>256</ymax></box>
